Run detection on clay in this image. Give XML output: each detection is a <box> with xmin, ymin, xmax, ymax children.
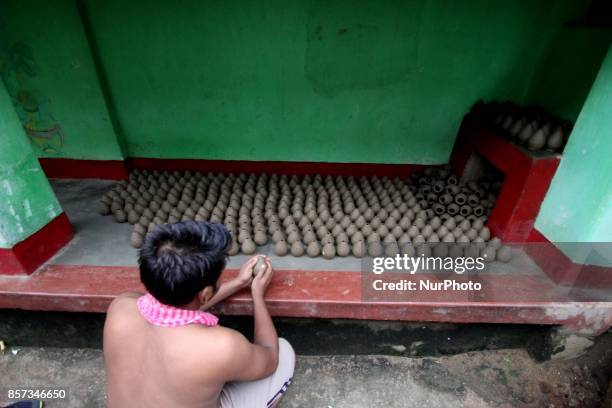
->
<box><xmin>287</xmin><ymin>231</ymin><xmax>301</xmax><ymax>245</ymax></box>
<box><xmin>496</xmin><ymin>245</ymin><xmax>512</xmax><ymax>262</ymax></box>
<box><xmin>337</xmin><ymin>242</ymin><xmax>350</xmax><ymax>257</ymax></box>
<box><xmin>114</xmin><ymin>210</ymin><xmax>127</xmax><ymax>223</ymax></box>
<box><xmin>527</xmin><ymin>127</ymin><xmax>547</xmax><ymax>150</ymax></box>
<box><xmin>517</xmin><ymin>122</ymin><xmax>534</xmax><ymax>144</ymax></box>
<box><xmin>352</xmin><ymin>240</ymin><xmax>366</xmax><ymax>257</ymax></box>
<box><xmin>272</xmin><ymin>230</ymin><xmax>285</xmax><ymax>243</ymax></box>
<box><xmin>303</xmin><ymin>231</ymin><xmax>317</xmax><ymax>245</ymax></box>
<box><xmin>361</xmin><ymin>224</ymin><xmax>373</xmax><ymax>237</ymax></box>
<box><xmin>489</xmin><ymin>237</ymin><xmax>502</xmax><ymax>250</ymax></box>
<box><xmin>367</xmin><ymin>241</ymin><xmax>383</xmax><ymax>257</ymax></box>
<box><xmin>466</xmin><ymin>228</ymin><xmax>478</xmax><ymax>241</ymax></box>
<box><xmin>241</xmin><ymin>239</ymin><xmax>256</xmax><ymax>255</ymax></box>
<box><xmin>547</xmin><ymin>127</ymin><xmax>564</xmax><ymax>151</ymax></box>
<box><xmin>481</xmin><ymin>246</ymin><xmax>496</xmax><ymax>262</ymax></box>
<box><xmin>227</xmin><ymin>240</ymin><xmax>240</xmax><ymax>256</ymax></box>
<box><xmin>400</xmin><ymin>243</ymin><xmax>415</xmax><ymax>257</ymax></box>
<box><xmin>370</xmin><ymin>217</ymin><xmax>382</xmax><ymax>230</ymax></box>
<box><xmin>448</xmin><ymin>244</ymin><xmax>464</xmax><ymax>258</ymax></box>
<box><xmin>350</xmin><ymin>231</ymin><xmax>364</xmax><ymax>243</ymax></box>
<box><xmin>130</xmin><ymin>232</ymin><xmax>144</xmax><ymax>248</ymax></box>
<box><xmin>290</xmin><ymin>241</ymin><xmax>305</xmax><ymax>257</ymax></box>
<box><xmin>391</xmin><ymin>225</ymin><xmax>403</xmax><ymax>239</ymax></box>
<box><xmin>254</xmin><ymin>230</ymin><xmax>268</xmax><ymax>245</ymax></box>
<box><xmin>97</xmin><ymin>202</ymin><xmax>111</xmax><ymax>216</ymax></box>
<box><xmin>432</xmin><ymin>244</ymin><xmax>448</xmax><ymax>258</ymax></box>
<box><xmin>306</xmin><ymin>241</ymin><xmax>321</xmax><ymax>257</ymax></box>
<box><xmin>421</xmin><ymin>225</ymin><xmax>433</xmax><ymax>238</ymax></box>
<box><xmin>274</xmin><ymin>239</ymin><xmax>288</xmax><ymax>256</ymax></box>
<box><xmin>479</xmin><ymin>227</ymin><xmax>491</xmax><ymax>240</ymax></box>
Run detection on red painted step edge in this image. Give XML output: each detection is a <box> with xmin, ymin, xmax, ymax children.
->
<box><xmin>2</xmin><ymin>265</ymin><xmax>610</xmax><ymax>335</ymax></box>
<box><xmin>37</xmin><ymin>157</ymin><xmax>430</xmax><ymax>179</ymax></box>
<box><xmin>0</xmin><ymin>212</ymin><xmax>73</xmax><ymax>275</ymax></box>
<box><xmin>451</xmin><ymin>117</ymin><xmax>561</xmax><ymax>243</ymax></box>
<box><xmin>39</xmin><ymin>158</ymin><xmax>129</xmax><ymax>180</ymax></box>
<box><xmin>527</xmin><ymin>228</ymin><xmax>612</xmax><ymax>287</ymax></box>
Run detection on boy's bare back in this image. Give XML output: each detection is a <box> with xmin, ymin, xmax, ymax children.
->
<box><xmin>104</xmin><ymin>293</ymin><xmax>269</xmax><ymax>408</ymax></box>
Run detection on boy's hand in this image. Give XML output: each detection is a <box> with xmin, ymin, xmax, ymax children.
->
<box><xmin>251</xmin><ymin>257</ymin><xmax>273</xmax><ymax>300</ymax></box>
<box><xmin>236</xmin><ymin>256</ymin><xmax>258</xmax><ymax>288</ymax></box>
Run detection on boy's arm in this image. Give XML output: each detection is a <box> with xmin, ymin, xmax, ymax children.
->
<box><xmin>201</xmin><ymin>256</ymin><xmax>259</xmax><ymax>311</ymax></box>
<box><xmin>219</xmin><ymin>258</ymin><xmax>279</xmax><ymax>381</ymax></box>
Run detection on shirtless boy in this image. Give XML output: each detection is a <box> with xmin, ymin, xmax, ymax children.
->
<box><xmin>103</xmin><ymin>221</ymin><xmax>295</xmax><ymax>407</ymax></box>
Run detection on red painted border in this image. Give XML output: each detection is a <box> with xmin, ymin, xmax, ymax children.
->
<box><xmin>527</xmin><ymin>229</ymin><xmax>612</xmax><ymax>287</ymax></box>
<box><xmin>453</xmin><ymin>118</ymin><xmax>560</xmax><ymax>242</ymax></box>
<box><xmin>39</xmin><ymin>158</ymin><xmax>129</xmax><ymax>180</ymax></box>
<box><xmin>39</xmin><ymin>157</ymin><xmax>431</xmax><ymax>179</ymax></box>
<box><xmin>128</xmin><ymin>158</ymin><xmax>427</xmax><ymax>178</ymax></box>
<box><xmin>1</xmin><ymin>265</ymin><xmax>610</xmax><ymax>334</ymax></box>
<box><xmin>0</xmin><ymin>212</ymin><xmax>73</xmax><ymax>275</ymax></box>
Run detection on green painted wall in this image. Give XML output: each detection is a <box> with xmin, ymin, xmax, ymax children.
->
<box><xmin>536</xmin><ymin>47</ymin><xmax>612</xmax><ymax>261</ymax></box>
<box><xmin>526</xmin><ymin>26</ymin><xmax>612</xmax><ymax>122</ymax></box>
<box><xmin>79</xmin><ymin>0</ymin><xmax>587</xmax><ymax>163</ymax></box>
<box><xmin>0</xmin><ymin>81</ymin><xmax>62</xmax><ymax>248</ymax></box>
<box><xmin>0</xmin><ymin>0</ymin><xmax>123</xmax><ymax>160</ymax></box>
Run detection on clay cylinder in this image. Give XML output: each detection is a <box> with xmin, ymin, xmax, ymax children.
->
<box><xmin>446</xmin><ymin>203</ymin><xmax>459</xmax><ymax>216</ymax></box>
<box><xmin>454</xmin><ymin>193</ymin><xmax>467</xmax><ymax>206</ymax></box>
<box><xmin>459</xmin><ymin>205</ymin><xmax>472</xmax><ymax>217</ymax></box>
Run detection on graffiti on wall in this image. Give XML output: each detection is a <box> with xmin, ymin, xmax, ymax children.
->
<box><xmin>0</xmin><ymin>42</ymin><xmax>64</xmax><ymax>153</ymax></box>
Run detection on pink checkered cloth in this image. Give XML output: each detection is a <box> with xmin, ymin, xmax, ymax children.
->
<box><xmin>137</xmin><ymin>293</ymin><xmax>219</xmax><ymax>327</ymax></box>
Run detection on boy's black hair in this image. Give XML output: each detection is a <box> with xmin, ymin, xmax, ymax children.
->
<box><xmin>138</xmin><ymin>221</ymin><xmax>231</xmax><ymax>306</ymax></box>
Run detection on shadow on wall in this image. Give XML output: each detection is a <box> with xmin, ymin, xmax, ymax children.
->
<box><xmin>526</xmin><ymin>26</ymin><xmax>612</xmax><ymax>122</ymax></box>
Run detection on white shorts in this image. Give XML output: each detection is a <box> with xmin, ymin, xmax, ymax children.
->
<box><xmin>220</xmin><ymin>338</ymin><xmax>295</xmax><ymax>408</ymax></box>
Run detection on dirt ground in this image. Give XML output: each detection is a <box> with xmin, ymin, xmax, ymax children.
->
<box><xmin>0</xmin><ymin>309</ymin><xmax>610</xmax><ymax>407</ymax></box>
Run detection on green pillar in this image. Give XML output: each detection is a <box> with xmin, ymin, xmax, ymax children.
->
<box><xmin>535</xmin><ymin>45</ymin><xmax>612</xmax><ymax>265</ymax></box>
<box><xmin>0</xmin><ymin>80</ymin><xmax>62</xmax><ymax>248</ymax></box>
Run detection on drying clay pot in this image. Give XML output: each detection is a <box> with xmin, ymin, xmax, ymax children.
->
<box><xmin>303</xmin><ymin>231</ymin><xmax>317</xmax><ymax>245</ymax></box>
<box><xmin>290</xmin><ymin>241</ymin><xmax>305</xmax><ymax>257</ymax></box>
<box><xmin>97</xmin><ymin>202</ymin><xmax>111</xmax><ymax>216</ymax></box>
<box><xmin>227</xmin><ymin>240</ymin><xmax>240</xmax><ymax>256</ymax></box>
<box><xmin>337</xmin><ymin>242</ymin><xmax>350</xmax><ymax>257</ymax></box>
<box><xmin>547</xmin><ymin>127</ymin><xmax>563</xmax><ymax>151</ymax></box>
<box><xmin>367</xmin><ymin>241</ymin><xmax>383</xmax><ymax>257</ymax></box>
<box><xmin>489</xmin><ymin>237</ymin><xmax>502</xmax><ymax>250</ymax></box>
<box><xmin>274</xmin><ymin>240</ymin><xmax>288</xmax><ymax>256</ymax></box>
<box><xmin>322</xmin><ymin>243</ymin><xmax>336</xmax><ymax>259</ymax></box>
<box><xmin>481</xmin><ymin>245</ymin><xmax>496</xmax><ymax>262</ymax></box>
<box><xmin>352</xmin><ymin>240</ymin><xmax>366</xmax><ymax>257</ymax></box>
<box><xmin>479</xmin><ymin>227</ymin><xmax>491</xmax><ymax>240</ymax></box>
<box><xmin>497</xmin><ymin>245</ymin><xmax>512</xmax><ymax>262</ymax></box>
<box><xmin>448</xmin><ymin>244</ymin><xmax>464</xmax><ymax>259</ymax></box>
<box><xmin>400</xmin><ymin>243</ymin><xmax>415</xmax><ymax>257</ymax></box>
<box><xmin>114</xmin><ymin>210</ymin><xmax>127</xmax><ymax>223</ymax></box>
<box><xmin>251</xmin><ymin>256</ymin><xmax>266</xmax><ymax>277</ymax></box>
<box><xmin>527</xmin><ymin>128</ymin><xmax>547</xmax><ymax>150</ymax></box>
<box><xmin>361</xmin><ymin>224</ymin><xmax>373</xmax><ymax>237</ymax></box>
<box><xmin>241</xmin><ymin>239</ymin><xmax>256</xmax><ymax>255</ymax></box>
<box><xmin>130</xmin><ymin>232</ymin><xmax>144</xmax><ymax>248</ymax></box>
<box><xmin>254</xmin><ymin>230</ymin><xmax>268</xmax><ymax>245</ymax></box>
<box><xmin>307</xmin><ymin>241</ymin><xmax>321</xmax><ymax>257</ymax></box>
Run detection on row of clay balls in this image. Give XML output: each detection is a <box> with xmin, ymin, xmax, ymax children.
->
<box><xmin>97</xmin><ymin>170</ymin><xmax>509</xmax><ymax>261</ymax></box>
<box><xmin>410</xmin><ymin>166</ymin><xmax>501</xmax><ymax>219</ymax></box>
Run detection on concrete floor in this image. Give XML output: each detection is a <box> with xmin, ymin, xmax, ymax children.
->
<box><xmin>49</xmin><ymin>179</ymin><xmax>546</xmax><ymax>277</ymax></box>
<box><xmin>1</xmin><ymin>336</ymin><xmax>610</xmax><ymax>408</ymax></box>
<box><xmin>1</xmin><ymin>309</ymin><xmax>610</xmax><ymax>408</ymax></box>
